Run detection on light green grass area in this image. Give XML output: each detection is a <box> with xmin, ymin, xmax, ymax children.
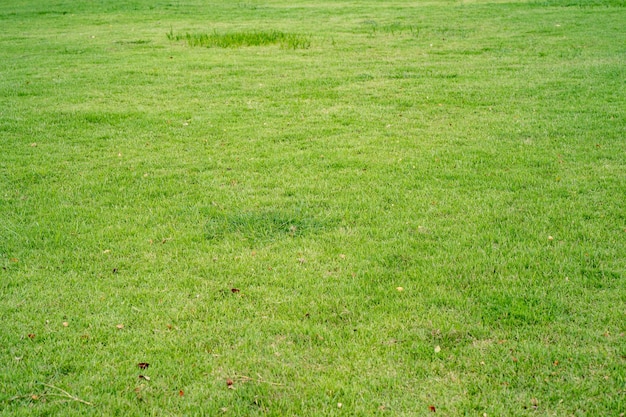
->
<box><xmin>1</xmin><ymin>0</ymin><xmax>624</xmax><ymax>415</ymax></box>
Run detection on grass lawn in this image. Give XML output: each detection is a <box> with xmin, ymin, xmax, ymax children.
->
<box><xmin>1</xmin><ymin>0</ymin><xmax>624</xmax><ymax>415</ymax></box>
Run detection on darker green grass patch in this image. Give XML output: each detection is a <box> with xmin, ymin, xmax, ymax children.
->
<box><xmin>204</xmin><ymin>209</ymin><xmax>331</xmax><ymax>242</ymax></box>
<box><xmin>167</xmin><ymin>29</ymin><xmax>311</xmax><ymax>49</ymax></box>
<box><xmin>480</xmin><ymin>292</ymin><xmax>566</xmax><ymax>327</ymax></box>
<box><xmin>114</xmin><ymin>39</ymin><xmax>151</xmax><ymax>45</ymax></box>
<box><xmin>357</xmin><ymin>20</ymin><xmax>420</xmax><ymax>38</ymax></box>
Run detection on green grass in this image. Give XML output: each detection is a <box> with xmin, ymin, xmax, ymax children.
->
<box><xmin>1</xmin><ymin>0</ymin><xmax>625</xmax><ymax>415</ymax></box>
<box><xmin>167</xmin><ymin>29</ymin><xmax>311</xmax><ymax>49</ymax></box>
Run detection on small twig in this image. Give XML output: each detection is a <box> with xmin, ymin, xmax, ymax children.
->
<box><xmin>40</xmin><ymin>383</ymin><xmax>93</xmax><ymax>406</ymax></box>
<box><xmin>233</xmin><ymin>374</ymin><xmax>284</xmax><ymax>386</ymax></box>
<box><xmin>7</xmin><ymin>394</ymin><xmax>35</xmax><ymax>402</ymax></box>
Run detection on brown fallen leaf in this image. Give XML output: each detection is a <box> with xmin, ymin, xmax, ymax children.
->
<box><xmin>137</xmin><ymin>362</ymin><xmax>149</xmax><ymax>369</ymax></box>
<box><xmin>231</xmin><ymin>288</ymin><xmax>240</xmax><ymax>293</ymax></box>
<box><xmin>429</xmin><ymin>405</ymin><xmax>436</xmax><ymax>412</ymax></box>
<box><xmin>179</xmin><ymin>390</ymin><xmax>184</xmax><ymax>397</ymax></box>
<box><xmin>138</xmin><ymin>375</ymin><xmax>150</xmax><ymax>381</ymax></box>
<box><xmin>27</xmin><ymin>333</ymin><xmax>35</xmax><ymax>339</ymax></box>
<box><xmin>226</xmin><ymin>379</ymin><xmax>234</xmax><ymax>388</ymax></box>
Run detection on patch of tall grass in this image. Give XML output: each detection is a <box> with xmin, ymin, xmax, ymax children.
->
<box><xmin>167</xmin><ymin>29</ymin><xmax>311</xmax><ymax>49</ymax></box>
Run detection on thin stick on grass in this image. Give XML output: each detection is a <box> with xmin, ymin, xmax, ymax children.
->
<box><xmin>7</xmin><ymin>394</ymin><xmax>36</xmax><ymax>402</ymax></box>
<box><xmin>40</xmin><ymin>383</ymin><xmax>93</xmax><ymax>406</ymax></box>
<box><xmin>233</xmin><ymin>374</ymin><xmax>284</xmax><ymax>386</ymax></box>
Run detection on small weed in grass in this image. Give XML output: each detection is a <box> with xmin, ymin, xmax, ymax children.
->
<box><xmin>167</xmin><ymin>28</ymin><xmax>311</xmax><ymax>49</ymax></box>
